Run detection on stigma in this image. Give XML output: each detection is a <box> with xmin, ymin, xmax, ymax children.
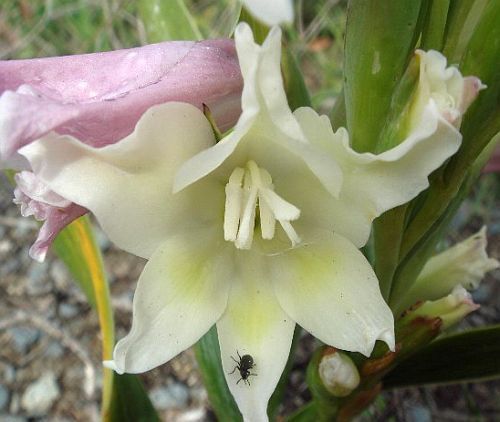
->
<box><xmin>224</xmin><ymin>161</ymin><xmax>301</xmax><ymax>249</ymax></box>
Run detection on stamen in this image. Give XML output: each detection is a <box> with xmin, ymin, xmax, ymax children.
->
<box><xmin>223</xmin><ymin>161</ymin><xmax>302</xmax><ymax>249</ymax></box>
<box><xmin>235</xmin><ymin>186</ymin><xmax>258</xmax><ymax>249</ymax></box>
<box><xmin>224</xmin><ymin>167</ymin><xmax>245</xmax><ymax>241</ymax></box>
<box><xmin>259</xmin><ymin>195</ymin><xmax>276</xmax><ymax>239</ymax></box>
<box><xmin>279</xmin><ymin>220</ymin><xmax>301</xmax><ymax>246</ymax></box>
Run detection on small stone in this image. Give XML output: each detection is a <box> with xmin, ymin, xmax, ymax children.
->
<box><xmin>93</xmin><ymin>226</ymin><xmax>111</xmax><ymax>251</ymax></box>
<box><xmin>58</xmin><ymin>303</ymin><xmax>79</xmax><ymax>319</ymax></box>
<box><xmin>178</xmin><ymin>407</ymin><xmax>206</xmax><ymax>422</ymax></box>
<box><xmin>12</xmin><ymin>219</ymin><xmax>37</xmax><ymax>237</ymax></box>
<box><xmin>0</xmin><ymin>416</ymin><xmax>27</xmax><ymax>422</ymax></box>
<box><xmin>9</xmin><ymin>393</ymin><xmax>20</xmax><ymax>414</ymax></box>
<box><xmin>408</xmin><ymin>405</ymin><xmax>432</xmax><ymax>422</ymax></box>
<box><xmin>190</xmin><ymin>387</ymin><xmax>207</xmax><ymax>403</ymax></box>
<box><xmin>150</xmin><ymin>383</ymin><xmax>189</xmax><ymax>410</ymax></box>
<box><xmin>8</xmin><ymin>327</ymin><xmax>40</xmax><ymax>353</ymax></box>
<box><xmin>26</xmin><ymin>261</ymin><xmax>51</xmax><ymax>295</ymax></box>
<box><xmin>50</xmin><ymin>261</ymin><xmax>70</xmax><ymax>290</ymax></box>
<box><xmin>1</xmin><ymin>258</ymin><xmax>21</xmax><ymax>277</ymax></box>
<box><xmin>44</xmin><ymin>342</ymin><xmax>64</xmax><ymax>359</ymax></box>
<box><xmin>0</xmin><ymin>239</ymin><xmax>12</xmax><ymax>255</ymax></box>
<box><xmin>1</xmin><ymin>364</ymin><xmax>16</xmax><ymax>384</ymax></box>
<box><xmin>169</xmin><ymin>382</ymin><xmax>189</xmax><ymax>406</ymax></box>
<box><xmin>472</xmin><ymin>282</ymin><xmax>493</xmax><ymax>303</ymax></box>
<box><xmin>0</xmin><ymin>384</ymin><xmax>9</xmax><ymax>410</ymax></box>
<box><xmin>21</xmin><ymin>373</ymin><xmax>60</xmax><ymax>416</ymax></box>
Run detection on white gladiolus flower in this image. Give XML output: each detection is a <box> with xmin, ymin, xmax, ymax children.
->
<box><xmin>18</xmin><ymin>24</ymin><xmax>476</xmax><ymax>422</ymax></box>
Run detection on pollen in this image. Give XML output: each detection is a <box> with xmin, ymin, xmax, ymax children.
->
<box><xmin>224</xmin><ymin>161</ymin><xmax>301</xmax><ymax>249</ymax></box>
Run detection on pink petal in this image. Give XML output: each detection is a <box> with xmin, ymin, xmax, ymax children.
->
<box><xmin>0</xmin><ymin>39</ymin><xmax>242</xmax><ymax>159</ymax></box>
<box><xmin>29</xmin><ymin>203</ymin><xmax>87</xmax><ymax>262</ymax></box>
<box><xmin>13</xmin><ymin>171</ymin><xmax>87</xmax><ymax>262</ymax></box>
<box><xmin>460</xmin><ymin>76</ymin><xmax>485</xmax><ymax>115</ymax></box>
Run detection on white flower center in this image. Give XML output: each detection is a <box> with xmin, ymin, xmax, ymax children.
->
<box><xmin>224</xmin><ymin>160</ymin><xmax>301</xmax><ymax>250</ymax></box>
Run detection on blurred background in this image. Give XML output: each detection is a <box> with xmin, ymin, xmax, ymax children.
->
<box><xmin>0</xmin><ymin>0</ymin><xmax>499</xmax><ymax>420</ymax></box>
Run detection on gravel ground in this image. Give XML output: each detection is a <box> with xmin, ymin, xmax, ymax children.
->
<box><xmin>1</xmin><ymin>170</ymin><xmax>499</xmax><ymax>421</ymax></box>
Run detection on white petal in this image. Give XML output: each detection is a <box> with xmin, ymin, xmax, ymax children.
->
<box><xmin>20</xmin><ymin>102</ymin><xmax>221</xmax><ymax>258</ymax></box>
<box><xmin>15</xmin><ymin>171</ymin><xmax>71</xmax><ymax>208</ymax></box>
<box><xmin>242</xmin><ymin>0</ymin><xmax>294</xmax><ymax>26</ymax></box>
<box><xmin>294</xmin><ymin>104</ymin><xmax>461</xmax><ymax>247</ymax></box>
<box><xmin>108</xmin><ymin>228</ymin><xmax>232</xmax><ymax>374</ymax></box>
<box><xmin>174</xmin><ymin>128</ymin><xmax>248</xmax><ymax>193</ymax></box>
<box><xmin>237</xmin><ymin>24</ymin><xmax>297</xmax><ymax>141</ymax></box>
<box><xmin>217</xmin><ymin>251</ymin><xmax>295</xmax><ymax>422</ymax></box>
<box><xmin>175</xmin><ymin>24</ymin><xmax>343</xmax><ymax>198</ymax></box>
<box><xmin>271</xmin><ymin>232</ymin><xmax>394</xmax><ymax>356</ymax></box>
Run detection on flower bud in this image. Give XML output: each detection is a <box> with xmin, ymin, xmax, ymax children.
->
<box><xmin>411</xmin><ymin>50</ymin><xmax>485</xmax><ymax>128</ymax></box>
<box><xmin>397</xmin><ymin>227</ymin><xmax>499</xmax><ymax>313</ymax></box>
<box><xmin>318</xmin><ymin>349</ymin><xmax>360</xmax><ymax>397</ymax></box>
<box><xmin>407</xmin><ymin>286</ymin><xmax>480</xmax><ymax>330</ymax></box>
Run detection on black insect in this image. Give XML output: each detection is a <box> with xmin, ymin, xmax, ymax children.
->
<box><xmin>229</xmin><ymin>351</ymin><xmax>257</xmax><ymax>385</ymax></box>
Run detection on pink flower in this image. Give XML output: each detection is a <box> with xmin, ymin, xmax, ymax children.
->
<box><xmin>1</xmin><ymin>39</ymin><xmax>243</xmax><ymax>261</ymax></box>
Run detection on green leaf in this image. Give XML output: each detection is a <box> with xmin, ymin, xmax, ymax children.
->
<box><xmin>373</xmin><ymin>205</ymin><xmax>408</xmax><ymax>301</ymax></box>
<box><xmin>383</xmin><ymin>326</ymin><xmax>500</xmax><ymax>388</ymax></box>
<box><xmin>194</xmin><ymin>326</ymin><xmax>242</xmax><ymax>421</ymax></box>
<box><xmin>281</xmin><ymin>46</ymin><xmax>312</xmax><ymax>110</ymax></box>
<box><xmin>52</xmin><ymin>216</ymin><xmax>99</xmax><ymax>308</ymax></box>
<box><xmin>420</xmin><ymin>0</ymin><xmax>450</xmax><ymax>51</ymax></box>
<box><xmin>108</xmin><ymin>374</ymin><xmax>160</xmax><ymax>422</ymax></box>
<box><xmin>344</xmin><ymin>0</ymin><xmax>424</xmax><ymax>152</ymax></box>
<box><xmin>137</xmin><ymin>0</ymin><xmax>202</xmax><ymax>42</ymax></box>
<box><xmin>53</xmin><ymin>216</ymin><xmax>120</xmax><ymax>415</ymax></box>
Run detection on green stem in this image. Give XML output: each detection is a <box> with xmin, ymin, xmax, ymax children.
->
<box><xmin>287</xmin><ymin>401</ymin><xmax>319</xmax><ymax>421</ymax></box>
<box><xmin>373</xmin><ymin>205</ymin><xmax>407</xmax><ymax>301</ymax></box>
<box><xmin>75</xmin><ymin>217</ymin><xmax>116</xmax><ymax>419</ymax></box>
